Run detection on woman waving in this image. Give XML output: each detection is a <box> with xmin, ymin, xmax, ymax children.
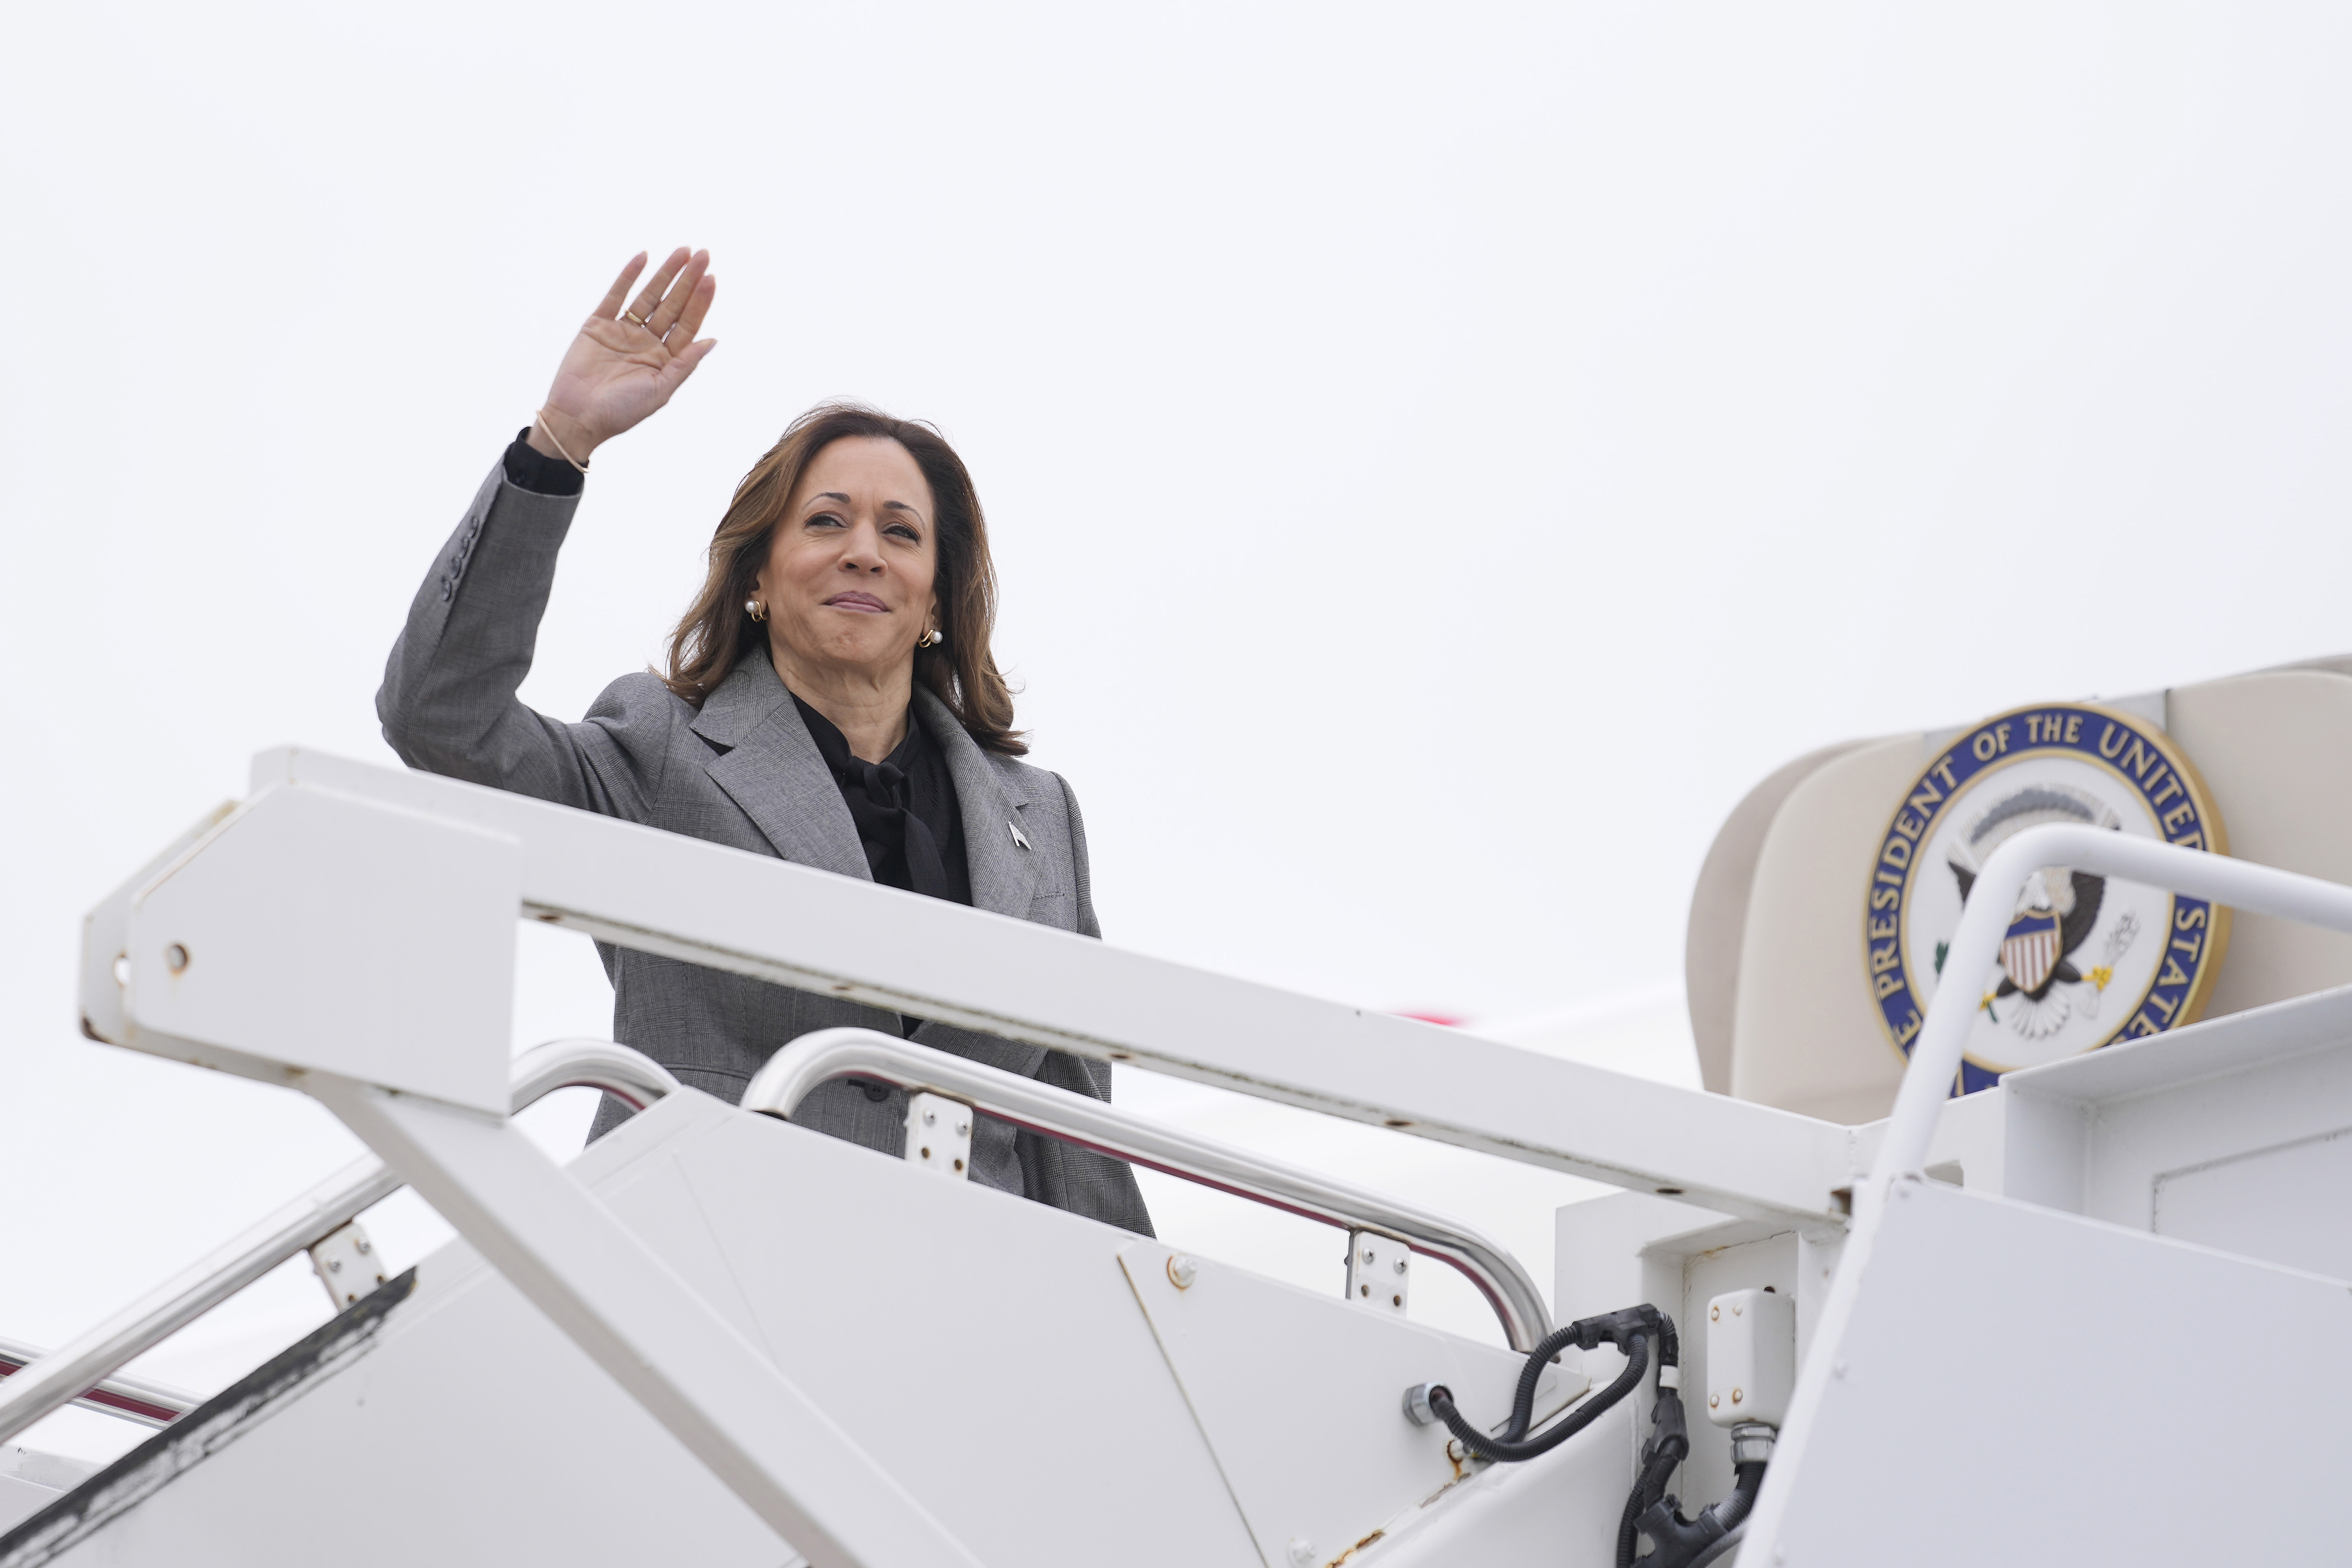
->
<box><xmin>378</xmin><ymin>248</ymin><xmax>1149</xmax><ymax>1232</ymax></box>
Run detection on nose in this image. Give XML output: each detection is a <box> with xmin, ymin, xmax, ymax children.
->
<box><xmin>838</xmin><ymin>519</ymin><xmax>886</xmax><ymax>574</ymax></box>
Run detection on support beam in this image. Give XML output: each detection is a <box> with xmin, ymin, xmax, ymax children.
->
<box><xmin>313</xmin><ymin>1078</ymin><xmax>981</xmax><ymax>1568</ymax></box>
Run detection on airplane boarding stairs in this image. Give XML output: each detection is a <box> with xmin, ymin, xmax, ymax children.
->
<box><xmin>6</xmin><ymin>749</ymin><xmax>2352</xmax><ymax>1565</ymax></box>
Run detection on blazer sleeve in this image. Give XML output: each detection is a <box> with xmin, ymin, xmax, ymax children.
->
<box><xmin>1055</xmin><ymin>771</ymin><xmax>1103</xmax><ymax>941</ymax></box>
<box><xmin>376</xmin><ymin>457</ymin><xmax>674</xmax><ymax>821</ymax></box>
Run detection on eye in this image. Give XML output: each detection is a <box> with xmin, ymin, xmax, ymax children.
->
<box><xmin>885</xmin><ymin>521</ymin><xmax>922</xmax><ymax>543</ymax></box>
<box><xmin>807</xmin><ymin>511</ymin><xmax>845</xmax><ymax>530</ymax></box>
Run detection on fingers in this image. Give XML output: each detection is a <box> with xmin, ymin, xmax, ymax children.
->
<box><xmin>625</xmin><ymin>247</ymin><xmax>692</xmax><ymax>328</ymax></box>
<box><xmin>667</xmin><ymin>272</ymin><xmax>717</xmax><ymax>346</ymax></box>
<box><xmin>592</xmin><ymin>252</ymin><xmax>649</xmax><ymax>320</ymax></box>
<box><xmin>660</xmin><ymin>335</ymin><xmax>720</xmax><ymax>391</ymax></box>
<box><xmin>646</xmin><ymin>249</ymin><xmax>710</xmax><ymax>338</ymax></box>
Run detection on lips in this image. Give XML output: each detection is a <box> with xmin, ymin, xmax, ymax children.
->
<box><xmin>823</xmin><ymin>592</ymin><xmax>889</xmax><ymax>613</ymax></box>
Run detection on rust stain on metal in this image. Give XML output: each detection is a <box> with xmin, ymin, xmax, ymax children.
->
<box><xmin>1322</xmin><ymin>1529</ymin><xmax>1386</xmax><ymax>1568</ymax></box>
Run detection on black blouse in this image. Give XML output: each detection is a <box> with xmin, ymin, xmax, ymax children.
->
<box><xmin>790</xmin><ymin>694</ymin><xmax>973</xmax><ymax>908</ymax></box>
<box><xmin>504</xmin><ymin>430</ymin><xmax>585</xmax><ymax>495</ymax></box>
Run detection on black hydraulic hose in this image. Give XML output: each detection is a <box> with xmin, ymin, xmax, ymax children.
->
<box><xmin>1616</xmin><ymin>1446</ymin><xmax>1681</xmax><ymax>1567</ymax></box>
<box><xmin>1628</xmin><ymin>1457</ymin><xmax>1770</xmax><ymax>1568</ymax></box>
<box><xmin>1615</xmin><ymin>1373</ymin><xmax>1690</xmax><ymax>1568</ymax></box>
<box><xmin>1427</xmin><ymin>1331</ymin><xmax>1646</xmax><ymax>1463</ymax></box>
<box><xmin>1713</xmin><ymin>1460</ymin><xmax>1766</xmax><ymax>1534</ymax></box>
<box><xmin>1684</xmin><ymin>1525</ymin><xmax>1745</xmax><ymax>1568</ymax></box>
<box><xmin>1422</xmin><ymin>1305</ymin><xmax>1674</xmax><ymax>1465</ymax></box>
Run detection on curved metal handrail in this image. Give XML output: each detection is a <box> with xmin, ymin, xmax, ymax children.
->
<box><xmin>1875</xmin><ymin>826</ymin><xmax>2352</xmax><ymax>1204</ymax></box>
<box><xmin>507</xmin><ymin>1037</ymin><xmax>683</xmax><ymax>1114</ymax></box>
<box><xmin>0</xmin><ymin>1039</ymin><xmax>678</xmax><ymax>1446</ymax></box>
<box><xmin>743</xmin><ymin>1028</ymin><xmax>1555</xmax><ymax>1352</ymax></box>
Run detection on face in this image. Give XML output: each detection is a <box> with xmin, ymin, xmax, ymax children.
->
<box><xmin>754</xmin><ymin>436</ymin><xmax>940</xmax><ymax>683</ymax></box>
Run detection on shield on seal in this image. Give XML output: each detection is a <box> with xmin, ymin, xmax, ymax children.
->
<box><xmin>2000</xmin><ymin>909</ymin><xmax>2063</xmax><ymax>994</ymax></box>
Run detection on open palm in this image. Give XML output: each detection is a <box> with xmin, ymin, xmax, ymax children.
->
<box><xmin>536</xmin><ymin>248</ymin><xmax>718</xmax><ymax>462</ymax></box>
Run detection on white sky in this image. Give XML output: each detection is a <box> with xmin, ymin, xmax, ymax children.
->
<box><xmin>7</xmin><ymin>2</ymin><xmax>2352</xmax><ymax>1458</ymax></box>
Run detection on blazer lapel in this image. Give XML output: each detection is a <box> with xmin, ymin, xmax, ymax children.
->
<box><xmin>915</xmin><ymin>687</ymin><xmax>1040</xmax><ymax>919</ymax></box>
<box><xmin>691</xmin><ymin>647</ymin><xmax>871</xmax><ymax>881</ymax></box>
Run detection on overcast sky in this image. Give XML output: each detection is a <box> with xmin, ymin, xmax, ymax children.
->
<box><xmin>8</xmin><ymin>1</ymin><xmax>2352</xmax><ymax>1455</ymax></box>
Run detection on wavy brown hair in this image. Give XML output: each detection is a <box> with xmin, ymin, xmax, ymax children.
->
<box><xmin>662</xmin><ymin>403</ymin><xmax>1025</xmax><ymax>755</ymax></box>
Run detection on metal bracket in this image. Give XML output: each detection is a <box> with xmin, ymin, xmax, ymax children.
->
<box><xmin>307</xmin><ymin>1220</ymin><xmax>388</xmax><ymax>1310</ymax></box>
<box><xmin>1346</xmin><ymin>1230</ymin><xmax>1409</xmax><ymax>1317</ymax></box>
<box><xmin>904</xmin><ymin>1092</ymin><xmax>973</xmax><ymax>1179</ymax></box>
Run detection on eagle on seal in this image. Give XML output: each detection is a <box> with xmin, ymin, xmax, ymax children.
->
<box><xmin>1947</xmin><ymin>784</ymin><xmax>2119</xmax><ymax>1033</ymax></box>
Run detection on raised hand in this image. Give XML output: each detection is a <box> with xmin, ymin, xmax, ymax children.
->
<box><xmin>528</xmin><ymin>248</ymin><xmax>718</xmax><ymax>466</ymax></box>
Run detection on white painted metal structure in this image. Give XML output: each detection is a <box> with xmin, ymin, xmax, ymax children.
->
<box><xmin>11</xmin><ymin>747</ymin><xmax>2352</xmax><ymax>1564</ymax></box>
<box><xmin>739</xmin><ymin>1026</ymin><xmax>1555</xmax><ymax>1351</ymax></box>
<box><xmin>0</xmin><ymin>1039</ymin><xmax>681</xmax><ymax>1454</ymax></box>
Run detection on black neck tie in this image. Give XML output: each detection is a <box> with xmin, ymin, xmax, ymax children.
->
<box><xmin>838</xmin><ymin>753</ymin><xmax>953</xmax><ymax>900</ymax></box>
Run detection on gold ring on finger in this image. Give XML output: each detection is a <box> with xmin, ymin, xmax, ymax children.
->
<box><xmin>622</xmin><ymin>309</ymin><xmax>649</xmax><ymax>327</ymax></box>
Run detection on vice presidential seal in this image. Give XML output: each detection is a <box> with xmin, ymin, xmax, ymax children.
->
<box><xmin>1862</xmin><ymin>702</ymin><xmax>2229</xmax><ymax>1093</ymax></box>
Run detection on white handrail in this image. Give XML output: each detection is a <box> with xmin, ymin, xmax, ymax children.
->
<box><xmin>506</xmin><ymin>1038</ymin><xmax>683</xmax><ymax>1115</ymax></box>
<box><xmin>0</xmin><ymin>1337</ymin><xmax>197</xmax><ymax>1428</ymax></box>
<box><xmin>1871</xmin><ymin>824</ymin><xmax>2352</xmax><ymax>1202</ymax></box>
<box><xmin>0</xmin><ymin>1041</ymin><xmax>679</xmax><ymax>1446</ymax></box>
<box><xmin>173</xmin><ymin>748</ymin><xmax>1853</xmax><ymax>1227</ymax></box>
<box><xmin>743</xmin><ymin>1029</ymin><xmax>1556</xmax><ymax>1353</ymax></box>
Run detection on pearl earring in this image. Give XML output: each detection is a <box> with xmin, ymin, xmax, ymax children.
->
<box><xmin>917</xmin><ymin>626</ymin><xmax>943</xmax><ymax>649</ymax></box>
<box><xmin>745</xmin><ymin>598</ymin><xmax>767</xmax><ymax>623</ymax></box>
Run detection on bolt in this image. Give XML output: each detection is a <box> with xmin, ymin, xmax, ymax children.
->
<box><xmin>1166</xmin><ymin>1254</ymin><xmax>1198</xmax><ymax>1289</ymax></box>
<box><xmin>328</xmin><ymin>1259</ymin><xmax>343</xmax><ymax>1274</ymax></box>
<box><xmin>1360</xmin><ymin>1285</ymin><xmax>1371</xmax><ymax>1298</ymax></box>
<box><xmin>1710</xmin><ymin>1304</ymin><xmax>1720</xmax><ymax>1321</ymax></box>
<box><xmin>1391</xmin><ymin>1293</ymin><xmax>1403</xmax><ymax>1307</ymax></box>
<box><xmin>1362</xmin><ymin>1249</ymin><xmax>1375</xmax><ymax>1264</ymax></box>
<box><xmin>1709</xmin><ymin>1393</ymin><xmax>1720</xmax><ymax>1409</ymax></box>
<box><xmin>953</xmin><ymin>1158</ymin><xmax>965</xmax><ymax>1172</ymax></box>
<box><xmin>1286</xmin><ymin>1538</ymin><xmax>1318</xmax><ymax>1568</ymax></box>
<box><xmin>920</xmin><ymin>1147</ymin><xmax>931</xmax><ymax>1159</ymax></box>
<box><xmin>1394</xmin><ymin>1258</ymin><xmax>1407</xmax><ymax>1274</ymax></box>
<box><xmin>956</xmin><ymin>1122</ymin><xmax>968</xmax><ymax>1136</ymax></box>
<box><xmin>164</xmin><ymin>943</ymin><xmax>190</xmax><ymax>974</ymax></box>
<box><xmin>924</xmin><ymin>1109</ymin><xmax>936</xmax><ymax>1125</ymax></box>
<box><xmin>1733</xmin><ymin>1301</ymin><xmax>1743</xmax><ymax>1315</ymax></box>
<box><xmin>1731</xmin><ymin>1388</ymin><xmax>1744</xmax><ymax>1404</ymax></box>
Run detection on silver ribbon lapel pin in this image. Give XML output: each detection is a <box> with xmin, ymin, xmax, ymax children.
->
<box><xmin>1008</xmin><ymin>819</ymin><xmax>1031</xmax><ymax>851</ymax></box>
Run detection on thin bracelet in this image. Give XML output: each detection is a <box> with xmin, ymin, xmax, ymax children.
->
<box><xmin>533</xmin><ymin>409</ymin><xmax>591</xmax><ymax>474</ymax></box>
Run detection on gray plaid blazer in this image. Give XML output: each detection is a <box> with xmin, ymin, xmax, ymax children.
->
<box><xmin>376</xmin><ymin>458</ymin><xmax>1152</xmax><ymax>1234</ymax></box>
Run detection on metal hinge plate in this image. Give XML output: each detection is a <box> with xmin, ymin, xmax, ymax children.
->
<box><xmin>905</xmin><ymin>1091</ymin><xmax>973</xmax><ymax>1179</ymax></box>
<box><xmin>307</xmin><ymin>1219</ymin><xmax>389</xmax><ymax>1310</ymax></box>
